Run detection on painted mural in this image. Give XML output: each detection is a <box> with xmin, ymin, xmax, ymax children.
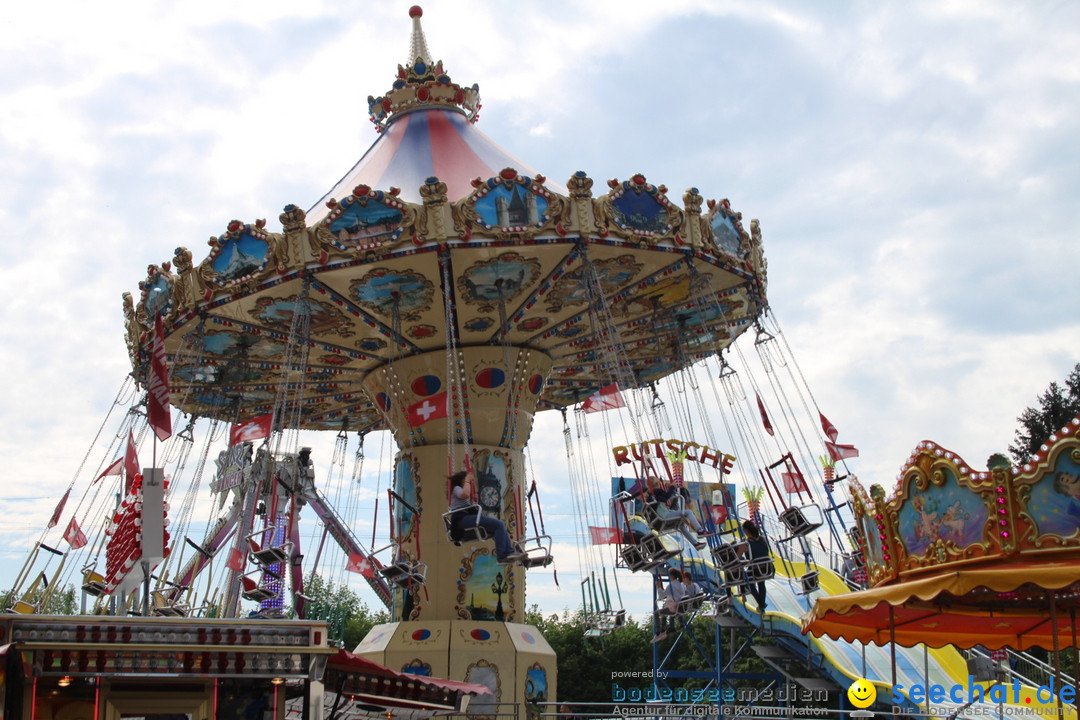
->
<box><xmin>464</xmin><ymin>659</ymin><xmax>499</xmax><ymax>717</ymax></box>
<box><xmin>459</xmin><ymin>254</ymin><xmax>540</xmax><ymax>304</ymax></box>
<box><xmin>610</xmin><ymin>189</ymin><xmax>672</xmax><ymax>235</ymax></box>
<box><xmin>328</xmin><ymin>199</ymin><xmax>404</xmax><ymax>248</ymax></box>
<box><xmin>211</xmin><ymin>232</ymin><xmax>268</xmax><ymax>282</ymax></box>
<box><xmin>897</xmin><ymin>468</ymin><xmax>987</xmax><ymax>556</ymax></box>
<box><xmin>459</xmin><ymin>553</ymin><xmax>513</xmax><ymax>622</ymax></box>
<box><xmin>248</xmin><ymin>296</ymin><xmax>356</xmax><ymax>338</ymax></box>
<box><xmin>395</xmin><ymin>456</ymin><xmax>417</xmax><ymax>540</ymax></box>
<box><xmin>711</xmin><ymin>213</ymin><xmax>742</xmax><ymax>255</ymax></box>
<box><xmin>200</xmin><ymin>330</ymin><xmax>285</xmax><ymax>360</ymax></box>
<box><xmin>474</xmin><ymin>183</ymin><xmax>547</xmax><ymax>228</ymax></box>
<box><xmin>350</xmin><ymin>269</ymin><xmax>433</xmax><ymax>317</ymax></box>
<box><xmin>524</xmin><ymin>663</ymin><xmax>548</xmax><ymax>704</ymax></box>
<box><xmin>142</xmin><ymin>274</ymin><xmax>172</xmax><ymax>319</ymax></box>
<box><xmin>1025</xmin><ymin>453</ymin><xmax>1080</xmax><ymax>538</ymax></box>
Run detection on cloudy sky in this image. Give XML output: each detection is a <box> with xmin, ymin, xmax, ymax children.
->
<box><xmin>1</xmin><ymin>1</ymin><xmax>1078</xmax><ymax>618</ymax></box>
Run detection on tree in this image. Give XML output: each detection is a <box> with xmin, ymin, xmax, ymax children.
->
<box><xmin>1008</xmin><ymin>363</ymin><xmax>1080</xmax><ymax>465</ymax></box>
<box><xmin>302</xmin><ymin>572</ymin><xmax>389</xmax><ymax>648</ymax></box>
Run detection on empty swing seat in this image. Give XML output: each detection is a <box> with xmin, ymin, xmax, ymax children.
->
<box><xmin>240</xmin><ymin>575</ymin><xmax>276</xmax><ymax>603</ymax></box>
<box><xmin>711</xmin><ymin>541</ymin><xmax>749</xmax><ymax>569</ymax></box>
<box><xmin>82</xmin><ymin>570</ymin><xmax>108</xmax><ymax>597</ymax></box>
<box><xmin>779</xmin><ymin>505</ymin><xmax>824</xmax><ymax>539</ymax></box>
<box><xmin>710</xmin><ymin>593</ymin><xmax>732</xmax><ymax>616</ymax></box>
<box><xmin>518</xmin><ymin>535</ymin><xmax>554</xmax><ymax>569</ymax></box>
<box><xmin>619</xmin><ymin>544</ymin><xmax>652</xmax><ymax>572</ymax></box>
<box><xmin>247</xmin><ymin>531</ymin><xmax>292</xmax><ymax>566</ymax></box>
<box><xmin>443</xmin><ymin>505</ymin><xmax>488</xmax><ymax>545</ymax></box>
<box><xmin>639</xmin><ymin>533</ymin><xmax>680</xmax><ymax>564</ymax></box>
<box><xmin>151</xmin><ymin>590</ymin><xmax>190</xmax><ymax>617</ymax></box>
<box><xmin>379</xmin><ymin>559</ymin><xmax>428</xmax><ymax>588</ymax></box>
<box><xmin>798</xmin><ymin>571</ymin><xmax>820</xmax><ymax>595</ymax></box>
<box><xmin>722</xmin><ymin>564</ymin><xmax>748</xmax><ymax>590</ymax></box>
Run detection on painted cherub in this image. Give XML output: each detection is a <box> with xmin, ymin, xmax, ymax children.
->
<box><xmin>940</xmin><ymin>500</ymin><xmax>970</xmax><ymax>541</ymax></box>
<box><xmin>911</xmin><ymin>494</ymin><xmax>940</xmax><ymax>542</ymax></box>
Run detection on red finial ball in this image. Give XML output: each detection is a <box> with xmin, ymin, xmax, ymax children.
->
<box><xmin>409</xmin><ymin>6</ymin><xmax>423</xmax><ymax>18</ymax></box>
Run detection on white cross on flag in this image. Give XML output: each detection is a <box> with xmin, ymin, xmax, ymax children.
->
<box><xmin>407</xmin><ymin>392</ymin><xmax>448</xmax><ymax>427</ymax></box>
<box><xmin>589</xmin><ymin>526</ymin><xmax>623</xmax><ymax>545</ymax></box>
<box><xmin>583</xmin><ymin>383</ymin><xmax>625</xmax><ymax>414</ymax></box>
<box><xmin>346</xmin><ymin>552</ymin><xmax>375</xmax><ymax>578</ymax></box>
<box><xmin>825</xmin><ymin>441</ymin><xmax>860</xmax><ymax>461</ymax></box>
<box><xmin>230</xmin><ymin>413</ymin><xmax>274</xmax><ymax>446</ymax></box>
<box><xmin>63</xmin><ymin>516</ymin><xmax>88</xmax><ymax>549</ymax></box>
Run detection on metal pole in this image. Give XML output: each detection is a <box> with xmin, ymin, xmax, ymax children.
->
<box><xmin>890</xmin><ymin>606</ymin><xmax>897</xmax><ymax>720</ymax></box>
<box><xmin>1051</xmin><ymin>593</ymin><xmax>1063</xmax><ymax>718</ymax></box>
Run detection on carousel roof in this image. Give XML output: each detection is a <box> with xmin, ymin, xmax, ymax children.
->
<box><xmin>308</xmin><ymin>6</ymin><xmax>555</xmax><ymax>215</ymax></box>
<box><xmin>124</xmin><ymin>6</ymin><xmax>769</xmax><ymax>434</ymax></box>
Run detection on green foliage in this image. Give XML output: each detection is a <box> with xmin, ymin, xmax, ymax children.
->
<box><xmin>1</xmin><ymin>584</ymin><xmax>78</xmax><ymax>615</ymax></box>
<box><xmin>1009</xmin><ymin>363</ymin><xmax>1080</xmax><ymax>464</ymax></box>
<box><xmin>302</xmin><ymin>572</ymin><xmax>388</xmax><ymax>648</ymax></box>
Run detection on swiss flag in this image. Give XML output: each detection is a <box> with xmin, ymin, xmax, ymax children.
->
<box><xmin>819</xmin><ymin>412</ymin><xmax>839</xmax><ymax>443</ymax></box>
<box><xmin>230</xmin><ymin>413</ymin><xmax>274</xmax><ymax>446</ymax></box>
<box><xmin>825</xmin><ymin>442</ymin><xmax>860</xmax><ymax>461</ymax></box>
<box><xmin>407</xmin><ymin>392</ymin><xmax>448</xmax><ymax>427</ymax></box>
<box><xmin>346</xmin><ymin>552</ymin><xmax>375</xmax><ymax>578</ymax></box>
<box><xmin>583</xmin><ymin>383</ymin><xmax>625</xmax><ymax>414</ymax></box>
<box><xmin>95</xmin><ymin>457</ymin><xmax>123</xmax><ymax>484</ymax></box>
<box><xmin>589</xmin><ymin>526</ymin><xmax>623</xmax><ymax>545</ymax></box>
<box><xmin>782</xmin><ymin>471</ymin><xmax>808</xmax><ymax>493</ymax></box>
<box><xmin>225</xmin><ymin>547</ymin><xmax>246</xmax><ymax>572</ymax></box>
<box><xmin>709</xmin><ymin>505</ymin><xmax>728</xmax><ymax>526</ymax></box>
<box><xmin>147</xmin><ymin>314</ymin><xmax>172</xmax><ymax>441</ymax></box>
<box><xmin>63</xmin><ymin>517</ymin><xmax>88</xmax><ymax>549</ymax></box>
<box><xmin>756</xmin><ymin>394</ymin><xmax>774</xmax><ymax>436</ymax></box>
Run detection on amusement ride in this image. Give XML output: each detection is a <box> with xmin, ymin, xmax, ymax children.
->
<box><xmin>5</xmin><ymin>7</ymin><xmax>1079</xmax><ymax>720</ymax></box>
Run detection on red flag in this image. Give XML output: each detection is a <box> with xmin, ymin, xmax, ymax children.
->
<box><xmin>63</xmin><ymin>517</ymin><xmax>88</xmax><ymax>549</ymax></box>
<box><xmin>583</xmin><ymin>383</ymin><xmax>625</xmax><ymax>414</ymax></box>
<box><xmin>48</xmin><ymin>489</ymin><xmax>71</xmax><ymax>529</ymax></box>
<box><xmin>147</xmin><ymin>315</ymin><xmax>172</xmax><ymax>441</ymax></box>
<box><xmin>589</xmin><ymin>526</ymin><xmax>623</xmax><ymax>545</ymax></box>
<box><xmin>406</xmin><ymin>392</ymin><xmax>448</xmax><ymax>427</ymax></box>
<box><xmin>346</xmin><ymin>552</ymin><xmax>375</xmax><ymax>578</ymax></box>
<box><xmin>225</xmin><ymin>547</ymin><xmax>246</xmax><ymax>573</ymax></box>
<box><xmin>756</xmin><ymin>394</ymin><xmax>774</xmax><ymax>436</ymax></box>
<box><xmin>230</xmin><ymin>413</ymin><xmax>274</xmax><ymax>446</ymax></box>
<box><xmin>124</xmin><ymin>430</ymin><xmax>140</xmax><ymax>494</ymax></box>
<box><xmin>95</xmin><ymin>457</ymin><xmax>123</xmax><ymax>483</ymax></box>
<box><xmin>782</xmin><ymin>471</ymin><xmax>808</xmax><ymax>493</ymax></box>
<box><xmin>825</xmin><ymin>442</ymin><xmax>860</xmax><ymax>461</ymax></box>
<box><xmin>709</xmin><ymin>505</ymin><xmax>728</xmax><ymax>525</ymax></box>
<box><xmin>819</xmin><ymin>412</ymin><xmax>838</xmax><ymax>443</ymax></box>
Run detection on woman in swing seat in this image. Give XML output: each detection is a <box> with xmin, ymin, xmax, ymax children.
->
<box><xmin>448</xmin><ymin>470</ymin><xmax>526</xmax><ymax>564</ymax></box>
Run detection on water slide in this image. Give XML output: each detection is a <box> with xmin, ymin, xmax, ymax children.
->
<box><xmin>728</xmin><ymin>557</ymin><xmax>1075</xmax><ymax>720</ymax></box>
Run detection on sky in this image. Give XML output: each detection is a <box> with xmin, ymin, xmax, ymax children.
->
<box><xmin>1</xmin><ymin>0</ymin><xmax>1078</xmax><ymax>620</ymax></box>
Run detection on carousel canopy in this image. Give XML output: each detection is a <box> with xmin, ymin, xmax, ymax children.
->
<box><xmin>123</xmin><ymin>6</ymin><xmax>768</xmax><ymax>434</ymax></box>
<box><xmin>803</xmin><ymin>415</ymin><xmax>1080</xmax><ymax>651</ymax></box>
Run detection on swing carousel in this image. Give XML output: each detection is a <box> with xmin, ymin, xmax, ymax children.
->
<box><xmin>67</xmin><ymin>5</ymin><xmax>772</xmax><ymax>716</ymax></box>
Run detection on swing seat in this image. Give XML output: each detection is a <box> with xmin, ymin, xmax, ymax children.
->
<box><xmin>82</xmin><ymin>570</ymin><xmax>108</xmax><ymax>597</ymax></box>
<box><xmin>239</xmin><ymin>575</ymin><xmax>276</xmax><ymax>602</ymax></box>
<box><xmin>443</xmin><ymin>505</ymin><xmax>488</xmax><ymax>545</ymax></box>
<box><xmin>151</xmin><ymin>590</ymin><xmax>190</xmax><ymax>617</ymax></box>
<box><xmin>378</xmin><ymin>559</ymin><xmax>428</xmax><ymax>588</ymax></box>
<box><xmin>517</xmin><ymin>535</ymin><xmax>554</xmax><ymax>569</ymax></box>
<box><xmin>639</xmin><ymin>533</ymin><xmax>680</xmax><ymax>565</ymax></box>
<box><xmin>643</xmin><ymin>500</ymin><xmax>685</xmax><ymax>534</ymax></box>
<box><xmin>722</xmin><ymin>565</ymin><xmax>748</xmax><ymax>590</ymax></box>
<box><xmin>8</xmin><ymin>601</ymin><xmax>36</xmax><ymax>614</ymax></box>
<box><xmin>619</xmin><ymin>544</ymin><xmax>654</xmax><ymax>572</ymax></box>
<box><xmin>709</xmin><ymin>593</ymin><xmax>732</xmax><ymax>616</ymax></box>
<box><xmin>711</xmin><ymin>541</ymin><xmax>749</xmax><ymax>569</ymax></box>
<box><xmin>746</xmin><ymin>557</ymin><xmax>776</xmax><ymax>582</ymax></box>
<box><xmin>246</xmin><ymin>530</ymin><xmax>292</xmax><ymax>566</ymax></box>
<box><xmin>779</xmin><ymin>504</ymin><xmax>824</xmax><ymax>539</ymax></box>
<box><xmin>676</xmin><ymin>592</ymin><xmax>708</xmax><ymax>615</ymax></box>
<box><xmin>798</xmin><ymin>571</ymin><xmax>820</xmax><ymax>595</ymax></box>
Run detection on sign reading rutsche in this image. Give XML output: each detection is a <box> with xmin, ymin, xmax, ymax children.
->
<box><xmin>612</xmin><ymin>439</ymin><xmax>735</xmax><ymax>474</ymax></box>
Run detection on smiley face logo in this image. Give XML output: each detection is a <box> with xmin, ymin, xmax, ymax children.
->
<box><xmin>847</xmin><ymin>678</ymin><xmax>876</xmax><ymax>709</ymax></box>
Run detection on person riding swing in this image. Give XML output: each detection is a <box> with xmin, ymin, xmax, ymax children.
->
<box><xmin>448</xmin><ymin>469</ymin><xmax>525</xmax><ymax>564</ymax></box>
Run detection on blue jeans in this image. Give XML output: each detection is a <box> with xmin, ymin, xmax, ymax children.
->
<box><xmin>464</xmin><ymin>514</ymin><xmax>514</xmax><ymax>558</ymax></box>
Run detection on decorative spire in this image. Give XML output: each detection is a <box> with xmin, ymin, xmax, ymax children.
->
<box><xmin>408</xmin><ymin>5</ymin><xmax>432</xmax><ymax>65</ymax></box>
<box><xmin>367</xmin><ymin>6</ymin><xmax>481</xmax><ymax>134</ymax></box>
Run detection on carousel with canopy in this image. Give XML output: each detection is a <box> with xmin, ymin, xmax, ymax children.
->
<box><xmin>75</xmin><ymin>6</ymin><xmax>770</xmax><ymax>714</ymax></box>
